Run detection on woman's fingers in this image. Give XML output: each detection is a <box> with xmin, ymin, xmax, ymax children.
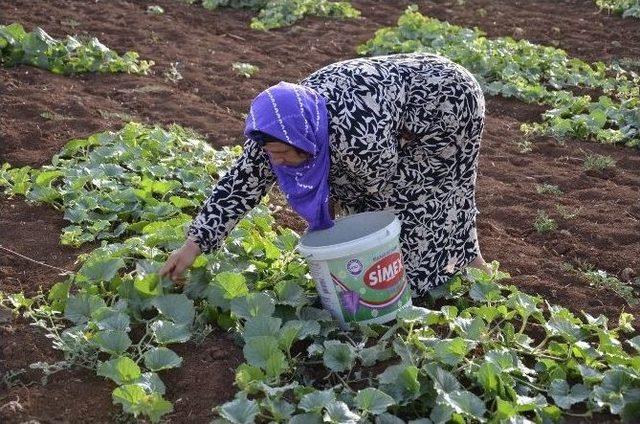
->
<box><xmin>170</xmin><ymin>257</ymin><xmax>189</xmax><ymax>282</ymax></box>
<box><xmin>160</xmin><ymin>247</ymin><xmax>197</xmax><ymax>284</ymax></box>
<box><xmin>159</xmin><ymin>255</ymin><xmax>176</xmax><ymax>278</ymax></box>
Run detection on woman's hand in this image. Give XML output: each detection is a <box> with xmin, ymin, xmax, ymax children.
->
<box><xmin>159</xmin><ymin>239</ymin><xmax>202</xmax><ymax>285</ymax></box>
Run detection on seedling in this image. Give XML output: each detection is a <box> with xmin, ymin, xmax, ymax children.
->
<box><xmin>583</xmin><ymin>153</ymin><xmax>616</xmax><ymax>172</ymax></box>
<box><xmin>147</xmin><ymin>5</ymin><xmax>164</xmax><ymax>14</ymax></box>
<box><xmin>583</xmin><ymin>269</ymin><xmax>639</xmax><ymax>306</ymax></box>
<box><xmin>232</xmin><ymin>62</ymin><xmax>259</xmax><ymax>78</ymax></box>
<box><xmin>164</xmin><ymin>62</ymin><xmax>183</xmax><ymax>83</ymax></box>
<box><xmin>534</xmin><ymin>210</ymin><xmax>558</xmax><ymax>233</ymax></box>
<box><xmin>555</xmin><ymin>204</ymin><xmax>581</xmax><ymax>219</ymax></box>
<box><xmin>536</xmin><ymin>183</ymin><xmax>563</xmax><ymax>195</ymax></box>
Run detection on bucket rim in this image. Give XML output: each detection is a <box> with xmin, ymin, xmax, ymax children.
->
<box><xmin>297</xmin><ymin>211</ymin><xmax>401</xmax><ymax>260</ymax></box>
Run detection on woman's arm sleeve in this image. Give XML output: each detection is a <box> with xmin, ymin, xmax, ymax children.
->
<box><xmin>186</xmin><ymin>137</ymin><xmax>275</xmax><ymax>253</ymax></box>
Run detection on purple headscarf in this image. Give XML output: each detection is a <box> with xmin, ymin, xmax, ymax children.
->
<box><xmin>244</xmin><ymin>81</ymin><xmax>334</xmax><ymax>231</ymax></box>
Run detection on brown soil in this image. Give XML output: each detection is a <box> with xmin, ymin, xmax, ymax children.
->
<box><xmin>1</xmin><ymin>0</ymin><xmax>639</xmax><ymax>422</ymax></box>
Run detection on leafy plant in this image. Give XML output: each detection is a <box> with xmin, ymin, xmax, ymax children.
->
<box><xmin>232</xmin><ymin>62</ymin><xmax>259</xmax><ymax>78</ymax></box>
<box><xmin>147</xmin><ymin>5</ymin><xmax>165</xmax><ymax>14</ymax></box>
<box><xmin>583</xmin><ymin>153</ymin><xmax>617</xmax><ymax>172</ymax></box>
<box><xmin>536</xmin><ymin>183</ymin><xmax>563</xmax><ymax>195</ymax></box>
<box><xmin>555</xmin><ymin>204</ymin><xmax>581</xmax><ymax>220</ymax></box>
<box><xmin>595</xmin><ymin>0</ymin><xmax>640</xmax><ymax>18</ymax></box>
<box><xmin>188</xmin><ymin>0</ymin><xmax>360</xmax><ymax>30</ymax></box>
<box><xmin>164</xmin><ymin>61</ymin><xmax>183</xmax><ymax>83</ymax></box>
<box><xmin>0</xmin><ymin>23</ymin><xmax>152</xmax><ymax>75</ymax></box>
<box><xmin>534</xmin><ymin>210</ymin><xmax>558</xmax><ymax>233</ymax></box>
<box><xmin>0</xmin><ymin>123</ymin><xmax>240</xmax><ymax>248</ymax></box>
<box><xmin>3</xmin><ymin>125</ymin><xmax>639</xmax><ymax>422</ymax></box>
<box><xmin>357</xmin><ymin>5</ymin><xmax>640</xmax><ymax>148</ymax></box>
<box><xmin>583</xmin><ymin>269</ymin><xmax>639</xmax><ymax>306</ymax></box>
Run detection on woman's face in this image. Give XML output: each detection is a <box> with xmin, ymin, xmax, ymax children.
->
<box><xmin>263</xmin><ymin>141</ymin><xmax>310</xmax><ymax>167</ymax></box>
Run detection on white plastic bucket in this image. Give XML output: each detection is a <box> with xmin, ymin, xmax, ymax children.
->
<box><xmin>298</xmin><ymin>211</ymin><xmax>412</xmax><ymax>326</ymax></box>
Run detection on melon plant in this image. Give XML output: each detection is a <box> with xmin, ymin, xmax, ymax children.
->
<box><xmin>2</xmin><ymin>124</ymin><xmax>639</xmax><ymax>422</ymax></box>
<box><xmin>0</xmin><ymin>23</ymin><xmax>152</xmax><ymax>74</ymax></box>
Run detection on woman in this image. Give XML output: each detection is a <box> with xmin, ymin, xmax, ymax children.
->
<box><xmin>160</xmin><ymin>52</ymin><xmax>489</xmax><ymax>297</ymax></box>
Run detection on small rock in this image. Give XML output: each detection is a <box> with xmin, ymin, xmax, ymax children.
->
<box><xmin>621</xmin><ymin>267</ymin><xmax>636</xmax><ymax>282</ymax></box>
<box><xmin>0</xmin><ymin>307</ymin><xmax>12</xmax><ymax>324</ymax></box>
<box><xmin>207</xmin><ymin>347</ymin><xmax>226</xmax><ymax>360</ymax></box>
<box><xmin>559</xmin><ymin>230</ymin><xmax>571</xmax><ymax>237</ymax></box>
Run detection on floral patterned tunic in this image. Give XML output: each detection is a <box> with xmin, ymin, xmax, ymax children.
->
<box><xmin>187</xmin><ymin>52</ymin><xmax>486</xmax><ymax>296</ymax></box>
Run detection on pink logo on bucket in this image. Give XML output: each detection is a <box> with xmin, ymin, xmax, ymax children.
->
<box><xmin>346</xmin><ymin>258</ymin><xmax>363</xmax><ymax>276</ymax></box>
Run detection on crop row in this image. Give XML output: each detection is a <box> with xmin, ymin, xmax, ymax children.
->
<box><xmin>357</xmin><ymin>6</ymin><xmax>640</xmax><ymax>148</ymax></box>
<box><xmin>1</xmin><ymin>124</ymin><xmax>639</xmax><ymax>423</ymax></box>
<box><xmin>0</xmin><ymin>23</ymin><xmax>152</xmax><ymax>75</ymax></box>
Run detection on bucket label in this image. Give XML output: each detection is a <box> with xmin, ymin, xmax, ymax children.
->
<box><xmin>309</xmin><ymin>239</ymin><xmax>412</xmax><ymax>325</ymax></box>
<box><xmin>364</xmin><ymin>252</ymin><xmax>404</xmax><ymax>290</ymax></box>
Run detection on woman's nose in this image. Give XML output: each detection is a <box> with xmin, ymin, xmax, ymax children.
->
<box><xmin>269</xmin><ymin>154</ymin><xmax>284</xmax><ymax>165</ymax></box>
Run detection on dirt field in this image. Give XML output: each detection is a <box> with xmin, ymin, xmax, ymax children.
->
<box><xmin>1</xmin><ymin>0</ymin><xmax>639</xmax><ymax>422</ymax></box>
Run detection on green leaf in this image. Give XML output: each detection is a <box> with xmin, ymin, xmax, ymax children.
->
<box><xmin>440</xmin><ymin>390</ymin><xmax>486</xmax><ymax>419</ymax></box>
<box><xmin>593</xmin><ymin>368</ymin><xmax>634</xmax><ymax>414</ymax></box>
<box><xmin>485</xmin><ymin>349</ymin><xmax>518</xmax><ymax>372</ymax></box>
<box><xmin>152</xmin><ymin>294</ymin><xmax>195</xmax><ymax>325</ymax></box>
<box><xmin>218</xmin><ymin>395</ymin><xmax>259</xmax><ymax>424</ymax></box>
<box><xmin>97</xmin><ymin>356</ymin><xmax>141</xmax><ymax>385</ymax></box>
<box><xmin>265</xmin><ymin>349</ymin><xmax>288</xmax><ymax>379</ymax></box>
<box><xmin>264</xmin><ymin>397</ymin><xmax>295</xmax><ymax>421</ymax></box>
<box><xmin>506</xmin><ymin>292</ymin><xmax>541</xmax><ymax>317</ymax></box>
<box><xmin>545</xmin><ymin>317</ymin><xmax>585</xmax><ymax>342</ymax></box>
<box><xmin>243</xmin><ymin>316</ymin><xmax>282</xmax><ymax>339</ymax></box>
<box><xmin>469</xmin><ymin>281</ymin><xmax>502</xmax><ymax>302</ymax></box>
<box><xmin>134</xmin><ymin>274</ymin><xmax>163</xmax><ymax>297</ymax></box>
<box><xmin>47</xmin><ymin>281</ymin><xmax>70</xmax><ymax>312</ymax></box>
<box><xmin>355</xmin><ymin>388</ymin><xmax>395</xmax><ymax>415</ymax></box>
<box><xmin>64</xmin><ymin>293</ymin><xmax>106</xmax><ymax>324</ymax></box>
<box><xmin>474</xmin><ymin>362</ymin><xmax>500</xmax><ymax>394</ymax></box>
<box><xmin>278</xmin><ymin>320</ymin><xmax>320</xmax><ymax>354</ymax></box>
<box><xmin>92</xmin><ymin>307</ymin><xmax>130</xmax><ymax>332</ymax></box>
<box><xmin>378</xmin><ymin>364</ymin><xmax>421</xmax><ymax>402</ymax></box>
<box><xmin>430</xmin><ymin>402</ymin><xmax>453</xmax><ymax>424</ymax></box>
<box><xmin>137</xmin><ymin>372</ymin><xmax>166</xmax><ymax>395</ymax></box>
<box><xmin>143</xmin><ymin>347</ymin><xmax>183</xmax><ymax>371</ymax></box>
<box><xmin>112</xmin><ymin>384</ymin><xmax>173</xmax><ymax>423</ymax></box>
<box><xmin>359</xmin><ymin>343</ymin><xmax>393</xmax><ymax>367</ymax></box>
<box><xmin>243</xmin><ymin>335</ymin><xmax>280</xmax><ymax>369</ymax></box>
<box><xmin>397</xmin><ymin>305</ymin><xmax>441</xmax><ymax>324</ymax></box>
<box><xmin>77</xmin><ymin>257</ymin><xmax>125</xmax><ymax>284</ymax></box>
<box><xmin>453</xmin><ymin>316</ymin><xmax>486</xmax><ymax>340</ymax></box>
<box><xmin>324</xmin><ymin>400</ymin><xmax>361</xmax><ymax>423</ymax></box>
<box><xmin>93</xmin><ymin>330</ymin><xmax>132</xmax><ymax>355</ymax></box>
<box><xmin>290</xmin><ymin>413</ymin><xmax>323</xmax><ymax>424</ymax></box>
<box><xmin>150</xmin><ymin>320</ymin><xmax>191</xmax><ymax>344</ymax></box>
<box><xmin>548</xmin><ymin>380</ymin><xmax>590</xmax><ymax>410</ymax></box>
<box><xmin>323</xmin><ymin>340</ymin><xmax>356</xmax><ymax>372</ymax></box>
<box><xmin>426</xmin><ymin>365</ymin><xmax>462</xmax><ymax>394</ymax></box>
<box><xmin>230</xmin><ymin>292</ymin><xmax>276</xmax><ymax>319</ymax></box>
<box><xmin>208</xmin><ymin>272</ymin><xmax>249</xmax><ymax>309</ymax></box>
<box><xmin>627</xmin><ymin>336</ymin><xmax>640</xmax><ymax>353</ymax></box>
<box><xmin>299</xmin><ymin>389</ymin><xmax>336</xmax><ymax>413</ymax></box>
<box><xmin>495</xmin><ymin>397</ymin><xmax>517</xmax><ymax>419</ymax></box>
<box><xmin>275</xmin><ymin>280</ymin><xmax>308</xmax><ymax>306</ymax></box>
<box><xmin>375</xmin><ymin>413</ymin><xmax>407</xmax><ymax>424</ymax></box>
<box><xmin>234</xmin><ymin>363</ymin><xmax>265</xmax><ymax>393</ymax></box>
<box><xmin>433</xmin><ymin>338</ymin><xmax>469</xmax><ymax>366</ymax></box>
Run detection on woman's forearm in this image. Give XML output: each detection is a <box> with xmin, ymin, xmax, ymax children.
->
<box><xmin>186</xmin><ymin>138</ymin><xmax>275</xmax><ymax>254</ymax></box>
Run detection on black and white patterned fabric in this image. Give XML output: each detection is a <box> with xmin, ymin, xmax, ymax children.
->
<box><xmin>187</xmin><ymin>52</ymin><xmax>485</xmax><ymax>296</ymax></box>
